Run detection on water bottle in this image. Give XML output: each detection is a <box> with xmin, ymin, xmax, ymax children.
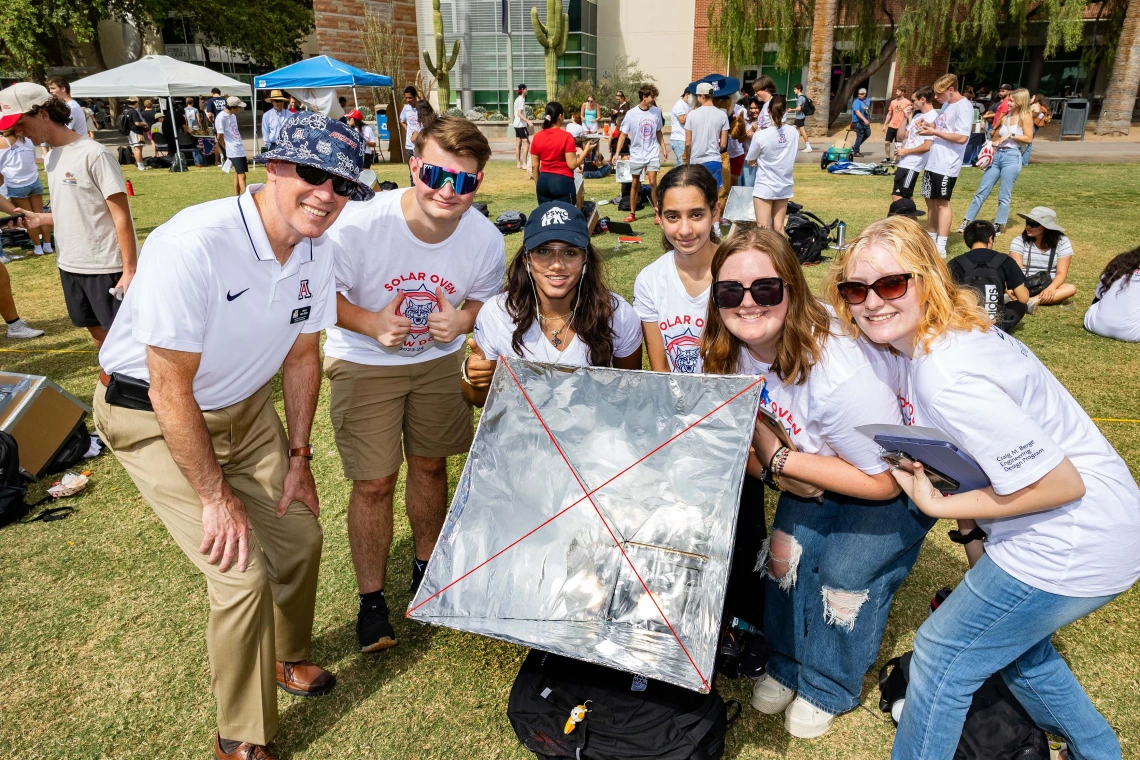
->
<box><xmin>835</xmin><ymin>220</ymin><xmax>846</xmax><ymax>250</ymax></box>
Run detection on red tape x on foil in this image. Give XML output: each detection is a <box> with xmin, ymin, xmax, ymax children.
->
<box><xmin>408</xmin><ymin>360</ymin><xmax>763</xmax><ymax>691</ymax></box>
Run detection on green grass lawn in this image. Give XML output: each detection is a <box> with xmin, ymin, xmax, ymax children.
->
<box><xmin>1</xmin><ymin>159</ymin><xmax>1138</xmax><ymax>759</ymax></box>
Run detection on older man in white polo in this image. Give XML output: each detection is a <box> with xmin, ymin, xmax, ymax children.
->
<box><xmin>94</xmin><ymin>113</ymin><xmax>374</xmax><ymax>760</ymax></box>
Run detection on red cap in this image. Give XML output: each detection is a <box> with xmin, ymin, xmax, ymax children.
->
<box><xmin>346</xmin><ymin>109</ymin><xmax>364</xmax><ymax>121</ymax></box>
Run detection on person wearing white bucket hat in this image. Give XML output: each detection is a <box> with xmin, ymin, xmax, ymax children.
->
<box><xmin>1008</xmin><ymin>206</ymin><xmax>1077</xmax><ymax>313</ymax></box>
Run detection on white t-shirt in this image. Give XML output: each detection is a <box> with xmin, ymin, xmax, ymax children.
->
<box><xmin>897</xmin><ymin>109</ymin><xmax>938</xmax><ymax>172</ymax></box>
<box><xmin>684</xmin><ymin>105</ymin><xmax>730</xmax><ymax>165</ymax></box>
<box><xmin>184</xmin><ymin>106</ymin><xmax>202</xmax><ymax>132</ymax></box>
<box><xmin>565</xmin><ymin>121</ymin><xmax>586</xmax><ymax>139</ymax></box>
<box><xmin>325</xmin><ymin>188</ymin><xmax>506</xmax><ymax>365</ymax></box>
<box><xmin>400</xmin><ymin>104</ymin><xmax>420</xmax><ymax>151</ymax></box>
<box><xmin>925</xmin><ymin>97</ymin><xmax>973</xmax><ymax>177</ymax></box>
<box><xmin>214</xmin><ymin>111</ymin><xmax>245</xmax><ymax>158</ymax></box>
<box><xmin>1009</xmin><ymin>235</ymin><xmax>1074</xmax><ymax>278</ymax></box>
<box><xmin>900</xmin><ymin>327</ymin><xmax>1140</xmax><ymax>597</ymax></box>
<box><xmin>670</xmin><ymin>98</ymin><xmax>691</xmax><ymax>136</ymax></box>
<box><xmin>513</xmin><ymin>95</ymin><xmax>527</xmax><ymax>129</ymax></box>
<box><xmin>737</xmin><ymin>325</ymin><xmax>902</xmax><ymax>474</ymax></box>
<box><xmin>361</xmin><ymin>124</ymin><xmax>377</xmax><ymax>154</ymax></box>
<box><xmin>98</xmin><ymin>185</ymin><xmax>338</xmax><ymax>411</ymax></box>
<box><xmin>65</xmin><ymin>99</ymin><xmax>88</xmax><ymax>137</ymax></box>
<box><xmin>620</xmin><ymin>106</ymin><xmax>664</xmax><ymax>165</ymax></box>
<box><xmin>1085</xmin><ymin>271</ymin><xmax>1140</xmax><ymax>343</ymax></box>
<box><xmin>633</xmin><ymin>251</ymin><xmax>709</xmax><ymax>374</ymax></box>
<box><xmin>0</xmin><ymin>136</ymin><xmax>39</xmax><ymax>187</ymax></box>
<box><xmin>727</xmin><ymin>103</ymin><xmax>746</xmax><ymax>159</ymax></box>
<box><xmin>473</xmin><ymin>291</ymin><xmax>642</xmax><ymax>367</ymax></box>
<box><xmin>746</xmin><ymin>125</ymin><xmax>798</xmax><ymax>200</ymax></box>
<box><xmin>45</xmin><ymin>138</ymin><xmax>131</xmax><ymax>275</ymax></box>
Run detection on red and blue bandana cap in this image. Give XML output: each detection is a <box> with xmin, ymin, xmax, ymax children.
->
<box><xmin>259</xmin><ymin>112</ymin><xmax>375</xmax><ymax>201</ymax></box>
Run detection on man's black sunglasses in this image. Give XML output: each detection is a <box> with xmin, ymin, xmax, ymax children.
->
<box><xmin>712</xmin><ymin>277</ymin><xmax>785</xmax><ymax>308</ymax></box>
<box><xmin>295</xmin><ymin>164</ymin><xmax>355</xmax><ymax>197</ymax></box>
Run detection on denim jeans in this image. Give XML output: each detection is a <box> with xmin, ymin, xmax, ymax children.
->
<box><xmin>670</xmin><ymin>139</ymin><xmax>686</xmax><ymax>165</ymax></box>
<box><xmin>763</xmin><ymin>490</ymin><xmax>935</xmax><ymax>715</ymax></box>
<box><xmin>965</xmin><ymin>147</ymin><xmax>1023</xmax><ymax>225</ymax></box>
<box><xmin>852</xmin><ymin>122</ymin><xmax>871</xmax><ymax>154</ymax></box>
<box><xmin>894</xmin><ymin>554</ymin><xmax>1121</xmax><ymax>760</ymax></box>
<box><xmin>739</xmin><ymin>161</ymin><xmax>756</xmax><ymax>189</ymax></box>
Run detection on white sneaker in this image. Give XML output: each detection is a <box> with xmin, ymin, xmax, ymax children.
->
<box><xmin>784</xmin><ymin>697</ymin><xmax>835</xmax><ymax>739</ymax></box>
<box><xmin>6</xmin><ymin>319</ymin><xmax>44</xmax><ymax>339</ymax></box>
<box><xmin>801</xmin><ymin>145</ymin><xmax>813</xmax><ymax>153</ymax></box>
<box><xmin>33</xmin><ymin>245</ymin><xmax>44</xmax><ymax>256</ymax></box>
<box><xmin>751</xmin><ymin>674</ymin><xmax>796</xmax><ymax>714</ymax></box>
<box><xmin>41</xmin><ymin>242</ymin><xmax>53</xmax><ymax>254</ymax></box>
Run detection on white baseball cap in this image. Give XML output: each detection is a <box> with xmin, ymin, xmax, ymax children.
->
<box><xmin>695</xmin><ymin>82</ymin><xmax>714</xmax><ymax>96</ymax></box>
<box><xmin>226</xmin><ymin>96</ymin><xmax>247</xmax><ymax>108</ymax></box>
<box><xmin>0</xmin><ymin>82</ymin><xmax>52</xmax><ymax>130</ymax></box>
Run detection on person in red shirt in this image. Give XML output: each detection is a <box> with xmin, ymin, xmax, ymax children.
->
<box><xmin>987</xmin><ymin>83</ymin><xmax>1013</xmax><ymax>131</ymax></box>
<box><xmin>530</xmin><ymin>101</ymin><xmax>587</xmax><ymax>205</ymax></box>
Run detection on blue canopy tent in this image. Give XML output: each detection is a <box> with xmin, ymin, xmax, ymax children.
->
<box><xmin>252</xmin><ymin>56</ymin><xmax>392</xmax><ymax>155</ymax></box>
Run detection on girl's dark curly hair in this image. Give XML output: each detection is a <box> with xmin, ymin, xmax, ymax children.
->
<box><xmin>504</xmin><ymin>241</ymin><xmax>618</xmax><ymax>366</ymax></box>
<box><xmin>1097</xmin><ymin>246</ymin><xmax>1140</xmax><ymax>296</ymax></box>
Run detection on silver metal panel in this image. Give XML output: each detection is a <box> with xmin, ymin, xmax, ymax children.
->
<box><xmin>721</xmin><ymin>185</ymin><xmax>756</xmax><ymax>223</ymax></box>
<box><xmin>408</xmin><ymin>358</ymin><xmax>763</xmax><ymax>692</ymax></box>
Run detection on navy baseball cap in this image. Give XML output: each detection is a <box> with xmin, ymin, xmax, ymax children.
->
<box><xmin>259</xmin><ymin>112</ymin><xmax>375</xmax><ymax>201</ymax></box>
<box><xmin>524</xmin><ymin>202</ymin><xmax>590</xmax><ymax>250</ymax></box>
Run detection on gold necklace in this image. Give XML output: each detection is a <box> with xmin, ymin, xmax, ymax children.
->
<box><xmin>537</xmin><ymin>308</ymin><xmax>575</xmax><ymax>348</ymax></box>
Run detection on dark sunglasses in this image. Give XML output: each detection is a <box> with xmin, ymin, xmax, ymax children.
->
<box><xmin>417</xmin><ymin>161</ymin><xmax>480</xmax><ymax>194</ymax></box>
<box><xmin>712</xmin><ymin>278</ymin><xmax>785</xmax><ymax>308</ymax></box>
<box><xmin>836</xmin><ymin>273</ymin><xmax>914</xmax><ymax>305</ymax></box>
<box><xmin>1024</xmin><ymin>220</ymin><xmax>1041</xmax><ymax>229</ymax></box>
<box><xmin>294</xmin><ymin>164</ymin><xmax>355</xmax><ymax>197</ymax></box>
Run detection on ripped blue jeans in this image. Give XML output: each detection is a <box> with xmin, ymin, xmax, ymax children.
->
<box><xmin>762</xmin><ymin>490</ymin><xmax>935</xmax><ymax>715</ymax></box>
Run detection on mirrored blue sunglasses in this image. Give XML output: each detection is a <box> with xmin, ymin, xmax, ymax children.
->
<box><xmin>417</xmin><ymin>162</ymin><xmax>480</xmax><ymax>195</ymax></box>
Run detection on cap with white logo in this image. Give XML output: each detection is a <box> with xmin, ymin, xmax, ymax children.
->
<box><xmin>524</xmin><ymin>201</ymin><xmax>590</xmax><ymax>250</ymax></box>
<box><xmin>0</xmin><ymin>82</ymin><xmax>52</xmax><ymax>130</ymax></box>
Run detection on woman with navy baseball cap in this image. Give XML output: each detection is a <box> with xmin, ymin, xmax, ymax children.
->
<box><xmin>461</xmin><ymin>201</ymin><xmax>643</xmax><ymax>406</ymax></box>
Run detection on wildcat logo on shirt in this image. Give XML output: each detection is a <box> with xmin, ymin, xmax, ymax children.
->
<box><xmin>897</xmin><ymin>394</ymin><xmax>915</xmax><ymax>426</ymax></box>
<box><xmin>400</xmin><ymin>284</ymin><xmax>438</xmax><ymax>336</ymax></box>
<box><xmin>664</xmin><ymin>328</ymin><xmax>702</xmax><ymax>374</ymax></box>
<box><xmin>298</xmin><ymin>279</ymin><xmax>311</xmax><ymax>300</ymax></box>
<box><xmin>638</xmin><ymin>120</ymin><xmax>655</xmax><ymax>142</ymax></box>
<box><xmin>777</xmin><ymin>131</ymin><xmax>787</xmax><ymax>144</ymax></box>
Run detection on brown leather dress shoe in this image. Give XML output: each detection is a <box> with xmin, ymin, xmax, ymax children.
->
<box><xmin>215</xmin><ymin>734</ymin><xmax>275</xmax><ymax>760</ymax></box>
<box><xmin>276</xmin><ymin>660</ymin><xmax>336</xmax><ymax>697</ymax></box>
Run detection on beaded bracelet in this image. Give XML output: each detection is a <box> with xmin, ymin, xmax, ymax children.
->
<box><xmin>772</xmin><ymin>447</ymin><xmax>792</xmax><ymax>489</ymax></box>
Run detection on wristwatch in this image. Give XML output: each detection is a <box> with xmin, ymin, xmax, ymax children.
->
<box><xmin>289</xmin><ymin>444</ymin><xmax>314</xmax><ymax>460</ymax></box>
<box><xmin>948</xmin><ymin>527</ymin><xmax>986</xmax><ymax>545</ymax></box>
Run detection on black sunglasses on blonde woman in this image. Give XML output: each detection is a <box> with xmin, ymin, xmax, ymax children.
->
<box><xmin>836</xmin><ymin>273</ymin><xmax>914</xmax><ymax>306</ymax></box>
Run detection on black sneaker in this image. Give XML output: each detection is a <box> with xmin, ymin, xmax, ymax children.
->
<box><xmin>357</xmin><ymin>596</ymin><xmax>397</xmax><ymax>654</ymax></box>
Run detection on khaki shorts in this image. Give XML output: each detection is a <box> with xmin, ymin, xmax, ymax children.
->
<box><xmin>326</xmin><ymin>351</ymin><xmax>473</xmax><ymax>481</ymax></box>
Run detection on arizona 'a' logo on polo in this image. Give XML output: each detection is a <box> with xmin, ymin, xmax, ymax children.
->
<box><xmin>541</xmin><ymin>207</ymin><xmax>570</xmax><ymax>227</ymax></box>
<box><xmin>298</xmin><ymin>279</ymin><xmax>311</xmax><ymax>300</ymax></box>
<box><xmin>664</xmin><ymin>328</ymin><xmax>702</xmax><ymax>374</ymax></box>
<box><xmin>400</xmin><ymin>284</ymin><xmax>438</xmax><ymax>335</ymax></box>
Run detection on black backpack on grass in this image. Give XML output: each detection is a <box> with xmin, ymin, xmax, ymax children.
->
<box><xmin>0</xmin><ymin>432</ymin><xmax>30</xmax><ymax>527</ymax></box>
<box><xmin>507</xmin><ymin>649</ymin><xmax>739</xmax><ymax>760</ymax></box>
<box><xmin>784</xmin><ymin>203</ymin><xmax>835</xmax><ymax>265</ymax></box>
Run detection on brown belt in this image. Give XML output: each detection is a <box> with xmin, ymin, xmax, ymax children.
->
<box><xmin>99</xmin><ymin>370</ymin><xmax>112</xmax><ymax>387</ymax></box>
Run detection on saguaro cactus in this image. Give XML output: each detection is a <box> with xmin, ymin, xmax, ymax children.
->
<box><xmin>423</xmin><ymin>0</ymin><xmax>460</xmax><ymax>108</ymax></box>
<box><xmin>531</xmin><ymin>0</ymin><xmax>568</xmax><ymax>98</ymax></box>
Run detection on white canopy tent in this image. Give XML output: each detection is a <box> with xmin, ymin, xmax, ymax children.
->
<box><xmin>68</xmin><ymin>55</ymin><xmax>251</xmax><ymax>98</ymax></box>
<box><xmin>69</xmin><ymin>55</ymin><xmax>252</xmax><ymax>171</ymax></box>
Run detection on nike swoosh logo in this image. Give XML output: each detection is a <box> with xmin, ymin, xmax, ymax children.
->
<box><xmin>227</xmin><ymin>288</ymin><xmax>250</xmax><ymax>301</ymax></box>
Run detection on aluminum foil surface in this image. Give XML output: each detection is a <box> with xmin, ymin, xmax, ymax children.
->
<box><xmin>408</xmin><ymin>358</ymin><xmax>762</xmax><ymax>692</ymax></box>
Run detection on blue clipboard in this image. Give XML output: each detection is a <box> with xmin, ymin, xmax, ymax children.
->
<box><xmin>857</xmin><ymin>424</ymin><xmax>991</xmax><ymax>494</ymax></box>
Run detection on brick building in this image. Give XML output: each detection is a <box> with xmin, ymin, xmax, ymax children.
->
<box><xmin>313</xmin><ymin>0</ymin><xmax>421</xmax><ymax>96</ymax></box>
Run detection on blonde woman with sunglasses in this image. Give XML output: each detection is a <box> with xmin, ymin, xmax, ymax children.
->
<box><xmin>702</xmin><ymin>226</ymin><xmax>934</xmax><ymax>739</ymax></box>
<box><xmin>826</xmin><ymin>215</ymin><xmax>1139</xmax><ymax>760</ymax></box>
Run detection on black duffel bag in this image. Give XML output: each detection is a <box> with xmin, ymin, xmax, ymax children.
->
<box><xmin>508</xmin><ymin>649</ymin><xmax>739</xmax><ymax>760</ymax></box>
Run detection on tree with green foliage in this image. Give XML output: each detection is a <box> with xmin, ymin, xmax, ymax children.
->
<box><xmin>705</xmin><ymin>0</ymin><xmax>1114</xmax><ymax>129</ymax></box>
<box><xmin>0</xmin><ymin>0</ymin><xmax>313</xmax><ymax>80</ymax></box>
<box><xmin>556</xmin><ymin>54</ymin><xmax>655</xmax><ymax>118</ymax></box>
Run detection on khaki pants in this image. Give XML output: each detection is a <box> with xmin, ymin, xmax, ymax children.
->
<box><xmin>92</xmin><ymin>383</ymin><xmax>322</xmax><ymax>745</ymax></box>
